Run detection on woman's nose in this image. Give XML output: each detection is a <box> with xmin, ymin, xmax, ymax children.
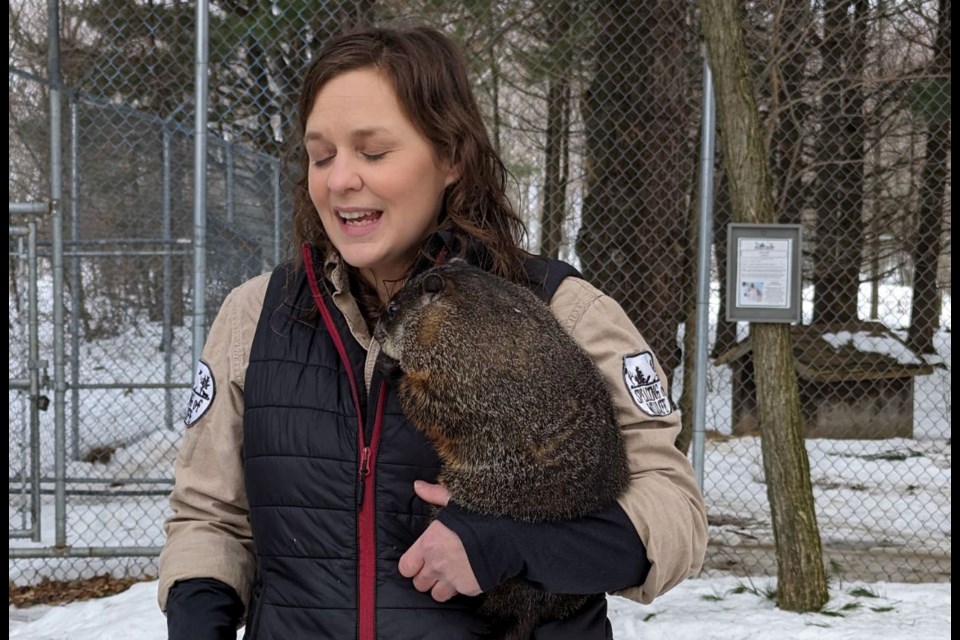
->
<box><xmin>326</xmin><ymin>156</ymin><xmax>362</xmax><ymax>193</ymax></box>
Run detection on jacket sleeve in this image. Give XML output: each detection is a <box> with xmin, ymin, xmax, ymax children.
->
<box><xmin>157</xmin><ymin>275</ymin><xmax>269</xmax><ymax>619</ymax></box>
<box><xmin>554</xmin><ymin>278</ymin><xmax>708</xmax><ymax>604</ymax></box>
<box><xmin>436</xmin><ymin>500</ymin><xmax>650</xmax><ymax>594</ymax></box>
<box><xmin>166</xmin><ymin>578</ymin><xmax>244</xmax><ymax>640</ymax></box>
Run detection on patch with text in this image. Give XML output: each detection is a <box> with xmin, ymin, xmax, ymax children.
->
<box><xmin>184</xmin><ymin>359</ymin><xmax>215</xmax><ymax>426</ymax></box>
<box><xmin>622</xmin><ymin>351</ymin><xmax>672</xmax><ymax>417</ymax></box>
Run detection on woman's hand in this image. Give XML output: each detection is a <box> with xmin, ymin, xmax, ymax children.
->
<box><xmin>398</xmin><ymin>481</ymin><xmax>481</xmax><ymax>602</ymax></box>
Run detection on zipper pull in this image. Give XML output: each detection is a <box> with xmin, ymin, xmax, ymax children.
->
<box><xmin>357</xmin><ymin>447</ymin><xmax>371</xmax><ymax>507</ymax></box>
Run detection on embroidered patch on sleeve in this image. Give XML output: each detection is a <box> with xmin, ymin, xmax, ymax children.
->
<box><xmin>184</xmin><ymin>359</ymin><xmax>216</xmax><ymax>427</ymax></box>
<box><xmin>622</xmin><ymin>351</ymin><xmax>673</xmax><ymax>417</ymax></box>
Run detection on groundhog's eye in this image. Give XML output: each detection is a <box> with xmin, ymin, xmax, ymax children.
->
<box><xmin>422</xmin><ymin>274</ymin><xmax>444</xmax><ymax>295</ymax></box>
<box><xmin>386</xmin><ymin>301</ymin><xmax>399</xmax><ymax>319</ymax></box>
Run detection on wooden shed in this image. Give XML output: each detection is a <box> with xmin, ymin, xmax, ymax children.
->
<box><xmin>713</xmin><ymin>321</ymin><xmax>934</xmax><ymax>439</ymax></box>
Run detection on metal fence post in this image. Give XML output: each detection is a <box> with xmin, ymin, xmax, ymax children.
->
<box><xmin>163</xmin><ymin>123</ymin><xmax>174</xmax><ymax>430</ymax></box>
<box><xmin>691</xmin><ymin>50</ymin><xmax>717</xmax><ymax>494</ymax></box>
<box><xmin>47</xmin><ymin>0</ymin><xmax>68</xmax><ymax>549</ymax></box>
<box><xmin>191</xmin><ymin>0</ymin><xmax>210</xmax><ymax>368</ymax></box>
<box><xmin>69</xmin><ymin>92</ymin><xmax>81</xmax><ymax>462</ymax></box>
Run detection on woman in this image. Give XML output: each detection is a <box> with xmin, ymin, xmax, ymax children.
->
<box><xmin>158</xmin><ymin>26</ymin><xmax>706</xmax><ymax>640</ymax></box>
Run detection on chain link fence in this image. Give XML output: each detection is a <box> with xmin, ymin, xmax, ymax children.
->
<box><xmin>9</xmin><ymin>0</ymin><xmax>950</xmax><ymax>588</ymax></box>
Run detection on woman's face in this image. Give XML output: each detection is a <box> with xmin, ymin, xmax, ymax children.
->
<box><xmin>304</xmin><ymin>68</ymin><xmax>458</xmax><ymax>289</ymax></box>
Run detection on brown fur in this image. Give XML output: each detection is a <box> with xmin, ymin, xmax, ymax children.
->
<box><xmin>375</xmin><ymin>260</ymin><xmax>630</xmax><ymax>640</ymax></box>
<box><xmin>415</xmin><ymin>306</ymin><xmax>445</xmax><ymax>350</ymax></box>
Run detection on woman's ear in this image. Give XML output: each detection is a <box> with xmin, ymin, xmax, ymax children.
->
<box><xmin>422</xmin><ymin>273</ymin><xmax>445</xmax><ymax>295</ymax></box>
<box><xmin>443</xmin><ymin>161</ymin><xmax>460</xmax><ymax>188</ymax></box>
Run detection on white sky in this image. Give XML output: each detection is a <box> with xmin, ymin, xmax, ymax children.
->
<box><xmin>8</xmin><ymin>281</ymin><xmax>952</xmax><ymax>637</ymax></box>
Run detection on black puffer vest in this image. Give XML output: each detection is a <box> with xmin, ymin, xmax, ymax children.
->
<box><xmin>242</xmin><ymin>236</ymin><xmax>582</xmax><ymax>640</ymax></box>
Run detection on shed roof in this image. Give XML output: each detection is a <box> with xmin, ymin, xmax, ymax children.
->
<box><xmin>712</xmin><ymin>321</ymin><xmax>935</xmax><ymax>382</ymax></box>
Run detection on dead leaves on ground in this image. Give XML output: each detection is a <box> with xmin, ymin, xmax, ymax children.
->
<box><xmin>9</xmin><ymin>574</ymin><xmax>152</xmax><ymax>608</ymax></box>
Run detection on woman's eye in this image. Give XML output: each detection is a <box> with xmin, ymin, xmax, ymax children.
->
<box><xmin>362</xmin><ymin>152</ymin><xmax>387</xmax><ymax>162</ymax></box>
<box><xmin>312</xmin><ymin>157</ymin><xmax>333</xmax><ymax>167</ymax></box>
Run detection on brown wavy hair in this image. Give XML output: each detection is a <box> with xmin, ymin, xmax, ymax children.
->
<box><xmin>291</xmin><ymin>26</ymin><xmax>530</xmax><ymax>316</ymax></box>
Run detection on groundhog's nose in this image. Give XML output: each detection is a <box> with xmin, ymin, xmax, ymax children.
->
<box><xmin>385</xmin><ymin>301</ymin><xmax>399</xmax><ymax>320</ymax></box>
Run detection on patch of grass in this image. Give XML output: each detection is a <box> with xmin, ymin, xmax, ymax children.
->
<box><xmin>729</xmin><ymin>578</ymin><xmax>776</xmax><ymax>600</ymax></box>
<box><xmin>827</xmin><ymin>559</ymin><xmax>845</xmax><ymax>590</ymax></box>
<box><xmin>643</xmin><ymin>613</ymin><xmax>657</xmax><ymax>622</ymax></box>
<box><xmin>817</xmin><ymin>585</ymin><xmax>894</xmax><ymax>618</ymax></box>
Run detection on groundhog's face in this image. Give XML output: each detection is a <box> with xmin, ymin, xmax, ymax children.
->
<box><xmin>374</xmin><ymin>262</ymin><xmax>461</xmax><ymax>371</ymax></box>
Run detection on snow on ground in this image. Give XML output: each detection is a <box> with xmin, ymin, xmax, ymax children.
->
<box><xmin>7</xmin><ymin>576</ymin><xmax>951</xmax><ymax>639</ymax></box>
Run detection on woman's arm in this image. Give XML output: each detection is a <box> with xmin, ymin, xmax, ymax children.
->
<box><xmin>436</xmin><ymin>499</ymin><xmax>651</xmax><ymax>594</ymax></box>
<box><xmin>158</xmin><ymin>274</ymin><xmax>270</xmax><ymax>622</ymax></box>
<box><xmin>555</xmin><ymin>277</ymin><xmax>708</xmax><ymax>604</ymax></box>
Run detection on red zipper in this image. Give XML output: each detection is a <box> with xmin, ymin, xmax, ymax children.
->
<box><xmin>358</xmin><ymin>384</ymin><xmax>386</xmax><ymax>640</ymax></box>
<box><xmin>302</xmin><ymin>244</ymin><xmax>385</xmax><ymax>640</ymax></box>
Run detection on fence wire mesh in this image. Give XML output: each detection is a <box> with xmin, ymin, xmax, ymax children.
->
<box><xmin>8</xmin><ymin>0</ymin><xmax>951</xmax><ymax>587</ymax></box>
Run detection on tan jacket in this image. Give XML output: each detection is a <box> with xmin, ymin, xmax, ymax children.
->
<box><xmin>158</xmin><ymin>260</ymin><xmax>708</xmax><ymax>614</ymax></box>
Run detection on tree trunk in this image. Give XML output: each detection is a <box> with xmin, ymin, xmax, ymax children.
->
<box><xmin>711</xmin><ymin>164</ymin><xmax>738</xmax><ymax>359</ymax></box>
<box><xmin>540</xmin><ymin>0</ymin><xmax>572</xmax><ymax>259</ymax></box>
<box><xmin>578</xmin><ymin>0</ymin><xmax>692</xmax><ymax>388</ymax></box>
<box><xmin>907</xmin><ymin>0</ymin><xmax>950</xmax><ymax>355</ymax></box>
<box><xmin>699</xmin><ymin>0</ymin><xmax>828</xmax><ymax>611</ymax></box>
<box><xmin>770</xmin><ymin>0</ymin><xmax>812</xmax><ymax>225</ymax></box>
<box><xmin>677</xmin><ymin>123</ymin><xmax>707</xmax><ymax>455</ymax></box>
<box><xmin>813</xmin><ymin>0</ymin><xmax>868</xmax><ymax>324</ymax></box>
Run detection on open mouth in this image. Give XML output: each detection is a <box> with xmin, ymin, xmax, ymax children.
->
<box><xmin>336</xmin><ymin>208</ymin><xmax>383</xmax><ymax>227</ymax></box>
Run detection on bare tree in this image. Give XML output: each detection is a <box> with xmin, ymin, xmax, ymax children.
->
<box><xmin>907</xmin><ymin>0</ymin><xmax>951</xmax><ymax>355</ymax></box>
<box><xmin>700</xmin><ymin>0</ymin><xmax>828</xmax><ymax>612</ymax></box>
<box><xmin>767</xmin><ymin>0</ymin><xmax>815</xmax><ymax>226</ymax></box>
<box><xmin>813</xmin><ymin>0</ymin><xmax>869</xmax><ymax>324</ymax></box>
<box><xmin>577</xmin><ymin>0</ymin><xmax>695</xmax><ymax>389</ymax></box>
<box><xmin>710</xmin><ymin>164</ymin><xmax>737</xmax><ymax>359</ymax></box>
<box><xmin>540</xmin><ymin>0</ymin><xmax>574</xmax><ymax>259</ymax></box>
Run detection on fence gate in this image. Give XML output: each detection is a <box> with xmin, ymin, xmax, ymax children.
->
<box><xmin>9</xmin><ymin>202</ymin><xmax>48</xmax><ymax>543</ymax></box>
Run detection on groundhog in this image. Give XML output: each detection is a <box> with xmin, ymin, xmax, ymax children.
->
<box><xmin>374</xmin><ymin>259</ymin><xmax>630</xmax><ymax>640</ymax></box>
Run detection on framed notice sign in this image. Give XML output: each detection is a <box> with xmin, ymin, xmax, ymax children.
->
<box><xmin>726</xmin><ymin>223</ymin><xmax>802</xmax><ymax>323</ymax></box>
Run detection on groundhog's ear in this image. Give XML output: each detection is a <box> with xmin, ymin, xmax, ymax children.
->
<box><xmin>422</xmin><ymin>273</ymin><xmax>445</xmax><ymax>295</ymax></box>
